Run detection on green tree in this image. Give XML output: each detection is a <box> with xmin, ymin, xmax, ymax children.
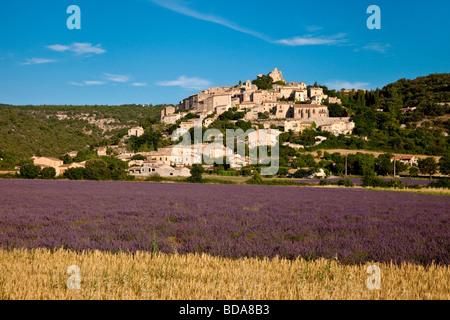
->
<box><xmin>409</xmin><ymin>166</ymin><xmax>419</xmax><ymax>177</ymax></box>
<box><xmin>84</xmin><ymin>159</ymin><xmax>110</xmax><ymax>180</ymax></box>
<box><xmin>439</xmin><ymin>156</ymin><xmax>450</xmax><ymax>176</ymax></box>
<box><xmin>64</xmin><ymin>167</ymin><xmax>85</xmax><ymax>180</ymax></box>
<box><xmin>20</xmin><ymin>164</ymin><xmax>41</xmax><ymax>179</ymax></box>
<box><xmin>187</xmin><ymin>164</ymin><xmax>204</xmax><ymax>183</ymax></box>
<box><xmin>239</xmin><ymin>166</ymin><xmax>252</xmax><ymax>177</ymax></box>
<box><xmin>248</xmin><ymin>171</ymin><xmax>264</xmax><ymax>184</ymax></box>
<box><xmin>418</xmin><ymin>157</ymin><xmax>438</xmax><ymax>179</ymax></box>
<box><xmin>362</xmin><ymin>171</ymin><xmax>386</xmax><ymax>187</ymax></box>
<box><xmin>277</xmin><ymin>167</ymin><xmax>289</xmax><ymax>177</ymax></box>
<box><xmin>101</xmin><ymin>156</ymin><xmax>128</xmax><ymax>180</ymax></box>
<box><xmin>375</xmin><ymin>153</ymin><xmax>394</xmax><ymax>176</ymax></box>
<box><xmin>40</xmin><ymin>167</ymin><xmax>56</xmax><ymax>179</ymax></box>
<box><xmin>131</xmin><ymin>154</ymin><xmax>147</xmax><ymax>161</ymax></box>
<box><xmin>328</xmin><ymin>104</ymin><xmax>348</xmax><ymax>117</ymax></box>
<box><xmin>252</xmin><ymin>75</ymin><xmax>273</xmax><ymax>90</ymax></box>
<box><xmin>60</xmin><ymin>154</ymin><xmax>74</xmax><ymax>165</ymax></box>
<box><xmin>293</xmin><ymin>169</ymin><xmax>310</xmax><ymax>178</ymax></box>
<box><xmin>258</xmin><ymin>112</ymin><xmax>270</xmax><ymax>120</ymax></box>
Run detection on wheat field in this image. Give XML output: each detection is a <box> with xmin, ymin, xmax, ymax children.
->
<box><xmin>0</xmin><ymin>249</ymin><xmax>448</xmax><ymax>300</ymax></box>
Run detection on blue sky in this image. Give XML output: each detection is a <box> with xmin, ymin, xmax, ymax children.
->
<box><xmin>0</xmin><ymin>0</ymin><xmax>449</xmax><ymax>105</ymax></box>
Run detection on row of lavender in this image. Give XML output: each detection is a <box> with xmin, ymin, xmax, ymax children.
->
<box><xmin>0</xmin><ymin>180</ymin><xmax>448</xmax><ymax>265</ymax></box>
<box><xmin>295</xmin><ymin>177</ymin><xmax>433</xmax><ymax>186</ymax></box>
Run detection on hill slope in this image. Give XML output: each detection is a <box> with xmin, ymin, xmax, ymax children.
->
<box><xmin>0</xmin><ymin>105</ymin><xmax>165</xmax><ymax>166</ymax></box>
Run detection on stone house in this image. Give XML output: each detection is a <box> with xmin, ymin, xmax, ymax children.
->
<box><xmin>128</xmin><ymin>161</ymin><xmax>190</xmax><ymax>177</ymax></box>
<box><xmin>32</xmin><ymin>156</ymin><xmax>85</xmax><ymax>176</ymax></box>
<box><xmin>319</xmin><ymin>119</ymin><xmax>355</xmax><ymax>135</ymax></box>
<box><xmin>248</xmin><ymin>129</ymin><xmax>280</xmax><ymax>148</ymax></box>
<box><xmin>283</xmin><ymin>120</ymin><xmax>313</xmax><ymax>133</ymax></box>
<box><xmin>391</xmin><ymin>156</ymin><xmax>418</xmax><ymax>167</ymax></box>
<box><xmin>128</xmin><ymin>127</ymin><xmax>145</xmax><ymax>137</ymax></box>
<box><xmin>162</xmin><ymin>113</ymin><xmax>182</xmax><ymax>124</ymax></box>
<box><xmin>33</xmin><ymin>156</ymin><xmax>63</xmax><ymax>169</ymax></box>
<box><xmin>308</xmin><ymin>87</ymin><xmax>324</xmax><ymax>98</ymax></box>
<box><xmin>325</xmin><ymin>97</ymin><xmax>342</xmax><ymax>105</ymax></box>
<box><xmin>293</xmin><ymin>104</ymin><xmax>329</xmax><ymax>119</ymax></box>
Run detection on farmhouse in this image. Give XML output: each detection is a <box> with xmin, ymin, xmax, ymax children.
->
<box><xmin>32</xmin><ymin>156</ymin><xmax>86</xmax><ymax>176</ymax></box>
<box><xmin>128</xmin><ymin>161</ymin><xmax>190</xmax><ymax>177</ymax></box>
<box><xmin>33</xmin><ymin>156</ymin><xmax>63</xmax><ymax>169</ymax></box>
<box><xmin>391</xmin><ymin>156</ymin><xmax>419</xmax><ymax>167</ymax></box>
<box><xmin>319</xmin><ymin>118</ymin><xmax>355</xmax><ymax>135</ymax></box>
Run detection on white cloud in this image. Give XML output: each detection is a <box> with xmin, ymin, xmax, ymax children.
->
<box><xmin>306</xmin><ymin>26</ymin><xmax>323</xmax><ymax>32</ymax></box>
<box><xmin>68</xmin><ymin>80</ymin><xmax>106</xmax><ymax>86</ymax></box>
<box><xmin>150</xmin><ymin>0</ymin><xmax>270</xmax><ymax>42</ymax></box>
<box><xmin>104</xmin><ymin>73</ymin><xmax>131</xmax><ymax>83</ymax></box>
<box><xmin>150</xmin><ymin>1</ymin><xmax>348</xmax><ymax>47</ymax></box>
<box><xmin>363</xmin><ymin>43</ymin><xmax>391</xmax><ymax>53</ymax></box>
<box><xmin>157</xmin><ymin>76</ymin><xmax>211</xmax><ymax>90</ymax></box>
<box><xmin>325</xmin><ymin>80</ymin><xmax>370</xmax><ymax>90</ymax></box>
<box><xmin>131</xmin><ymin>82</ymin><xmax>148</xmax><ymax>87</ymax></box>
<box><xmin>276</xmin><ymin>33</ymin><xmax>347</xmax><ymax>46</ymax></box>
<box><xmin>20</xmin><ymin>58</ymin><xmax>57</xmax><ymax>65</ymax></box>
<box><xmin>47</xmin><ymin>44</ymin><xmax>70</xmax><ymax>52</ymax></box>
<box><xmin>47</xmin><ymin>43</ymin><xmax>106</xmax><ymax>55</ymax></box>
<box><xmin>84</xmin><ymin>81</ymin><xmax>106</xmax><ymax>85</ymax></box>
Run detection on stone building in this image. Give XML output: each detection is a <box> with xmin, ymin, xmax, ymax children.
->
<box><xmin>128</xmin><ymin>126</ymin><xmax>145</xmax><ymax>137</ymax></box>
<box><xmin>325</xmin><ymin>97</ymin><xmax>342</xmax><ymax>105</ymax></box>
<box><xmin>293</xmin><ymin>104</ymin><xmax>329</xmax><ymax>119</ymax></box>
<box><xmin>308</xmin><ymin>87</ymin><xmax>324</xmax><ymax>97</ymax></box>
<box><xmin>268</xmin><ymin>68</ymin><xmax>285</xmax><ymax>83</ymax></box>
<box><xmin>318</xmin><ymin>118</ymin><xmax>355</xmax><ymax>135</ymax></box>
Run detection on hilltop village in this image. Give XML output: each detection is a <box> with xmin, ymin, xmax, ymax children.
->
<box><xmin>19</xmin><ymin>69</ymin><xmax>448</xmax><ymax>183</ymax></box>
<box><xmin>161</xmin><ymin>68</ymin><xmax>354</xmax><ymax>136</ymax></box>
<box><xmin>24</xmin><ymin>69</ymin><xmax>359</xmax><ymax>179</ymax></box>
<box><xmin>6</xmin><ymin>69</ymin><xmax>449</xmax><ymax>186</ymax></box>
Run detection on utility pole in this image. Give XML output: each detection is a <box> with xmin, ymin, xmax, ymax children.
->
<box><xmin>393</xmin><ymin>159</ymin><xmax>396</xmax><ymax>178</ymax></box>
<box><xmin>345</xmin><ymin>155</ymin><xmax>348</xmax><ymax>177</ymax></box>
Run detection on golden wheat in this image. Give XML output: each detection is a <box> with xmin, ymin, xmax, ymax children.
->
<box><xmin>0</xmin><ymin>249</ymin><xmax>448</xmax><ymax>300</ymax></box>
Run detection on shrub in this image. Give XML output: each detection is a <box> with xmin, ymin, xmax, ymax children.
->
<box><xmin>63</xmin><ymin>167</ymin><xmax>85</xmax><ymax>180</ymax></box>
<box><xmin>218</xmin><ymin>170</ymin><xmax>237</xmax><ymax>176</ymax></box>
<box><xmin>187</xmin><ymin>164</ymin><xmax>204</xmax><ymax>183</ymax></box>
<box><xmin>239</xmin><ymin>166</ymin><xmax>252</xmax><ymax>177</ymax></box>
<box><xmin>84</xmin><ymin>159</ymin><xmax>110</xmax><ymax>180</ymax></box>
<box><xmin>386</xmin><ymin>178</ymin><xmax>404</xmax><ymax>189</ymax></box>
<box><xmin>337</xmin><ymin>179</ymin><xmax>354</xmax><ymax>187</ymax></box>
<box><xmin>131</xmin><ymin>154</ymin><xmax>146</xmax><ymax>161</ymax></box>
<box><xmin>40</xmin><ymin>167</ymin><xmax>56</xmax><ymax>179</ymax></box>
<box><xmin>409</xmin><ymin>167</ymin><xmax>419</xmax><ymax>177</ymax></box>
<box><xmin>362</xmin><ymin>173</ymin><xmax>387</xmax><ymax>187</ymax></box>
<box><xmin>248</xmin><ymin>172</ymin><xmax>264</xmax><ymax>185</ymax></box>
<box><xmin>293</xmin><ymin>169</ymin><xmax>310</xmax><ymax>178</ymax></box>
<box><xmin>428</xmin><ymin>178</ymin><xmax>450</xmax><ymax>189</ymax></box>
<box><xmin>20</xmin><ymin>164</ymin><xmax>41</xmax><ymax>179</ymax></box>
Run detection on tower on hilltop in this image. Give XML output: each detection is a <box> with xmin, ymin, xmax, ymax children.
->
<box><xmin>268</xmin><ymin>68</ymin><xmax>285</xmax><ymax>83</ymax></box>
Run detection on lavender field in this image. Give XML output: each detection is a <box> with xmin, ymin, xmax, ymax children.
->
<box><xmin>294</xmin><ymin>177</ymin><xmax>433</xmax><ymax>186</ymax></box>
<box><xmin>0</xmin><ymin>179</ymin><xmax>448</xmax><ymax>265</ymax></box>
